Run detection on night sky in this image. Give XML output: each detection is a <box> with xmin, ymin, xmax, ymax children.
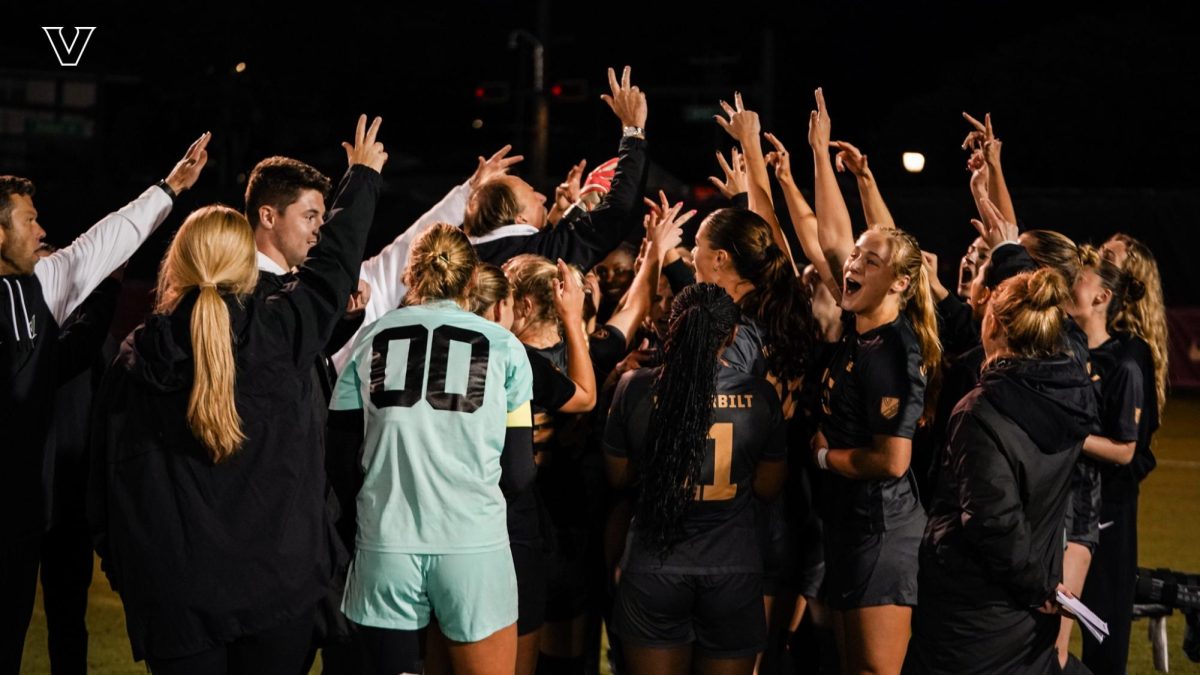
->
<box><xmin>3</xmin><ymin>3</ymin><xmax>1197</xmax><ymax>301</ymax></box>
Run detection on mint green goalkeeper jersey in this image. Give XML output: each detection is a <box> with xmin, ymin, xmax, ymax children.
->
<box><xmin>331</xmin><ymin>299</ymin><xmax>533</xmax><ymax>554</ymax></box>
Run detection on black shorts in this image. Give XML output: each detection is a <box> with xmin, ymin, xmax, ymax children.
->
<box><xmin>511</xmin><ymin>543</ymin><xmax>547</xmax><ymax>635</ymax></box>
<box><xmin>544</xmin><ymin>523</ymin><xmax>591</xmax><ymax>621</ymax></box>
<box><xmin>822</xmin><ymin>512</ymin><xmax>924</xmax><ymax>610</ymax></box>
<box><xmin>1065</xmin><ymin>461</ymin><xmax>1101</xmax><ymax>552</ymax></box>
<box><xmin>612</xmin><ymin>571</ymin><xmax>765</xmax><ymax>658</ymax></box>
<box><xmin>756</xmin><ymin>496</ymin><xmax>790</xmax><ymax>596</ymax></box>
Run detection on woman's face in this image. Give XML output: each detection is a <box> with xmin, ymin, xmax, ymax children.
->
<box><xmin>1069</xmin><ymin>268</ymin><xmax>1107</xmax><ymax>323</ymax></box>
<box><xmin>691</xmin><ymin>223</ymin><xmax>723</xmax><ymax>285</ymax></box>
<box><xmin>496</xmin><ymin>292</ymin><xmax>515</xmax><ymax>331</ymax></box>
<box><xmin>958</xmin><ymin>236</ymin><xmax>991</xmax><ymax>297</ymax></box>
<box><xmin>841</xmin><ymin>230</ymin><xmax>902</xmax><ymax>314</ymax></box>
<box><xmin>1101</xmin><ymin>238</ymin><xmax>1129</xmax><ymax>268</ymax></box>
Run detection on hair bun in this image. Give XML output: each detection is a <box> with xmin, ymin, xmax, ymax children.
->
<box><xmin>1127</xmin><ymin>278</ymin><xmax>1146</xmax><ymax>301</ymax></box>
<box><xmin>1025</xmin><ymin>267</ymin><xmax>1070</xmax><ymax>312</ymax></box>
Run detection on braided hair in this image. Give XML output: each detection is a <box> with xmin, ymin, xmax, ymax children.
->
<box><xmin>635</xmin><ymin>283</ymin><xmax>741</xmax><ymax>557</ymax></box>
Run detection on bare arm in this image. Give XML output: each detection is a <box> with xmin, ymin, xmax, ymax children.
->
<box><xmin>815</xmin><ymin>430</ymin><xmax>912</xmax><ymax>480</ymax></box>
<box><xmin>715</xmin><ymin>94</ymin><xmax>796</xmax><ymax>272</ymax></box>
<box><xmin>764</xmin><ymin>132</ymin><xmax>841</xmax><ymax>300</ymax></box>
<box><xmin>553</xmin><ymin>259</ymin><xmax>597</xmax><ymax>413</ymax></box>
<box><xmin>752</xmin><ymin>459</ymin><xmax>787</xmax><ymax>500</ymax></box>
<box><xmin>1082</xmin><ymin>435</ymin><xmax>1136</xmax><ymax>465</ymax></box>
<box><xmin>808</xmin><ymin>88</ymin><xmax>855</xmax><ymax>276</ymax></box>
<box><xmin>831</xmin><ymin>140</ymin><xmax>895</xmax><ymax>230</ymax></box>
<box><xmin>963</xmin><ymin>112</ymin><xmax>1016</xmax><ymax>225</ymax></box>
<box><xmin>605</xmin><ymin>196</ymin><xmax>692</xmax><ymax>346</ymax></box>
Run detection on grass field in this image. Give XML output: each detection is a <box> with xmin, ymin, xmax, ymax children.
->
<box><xmin>20</xmin><ymin>395</ymin><xmax>1200</xmax><ymax>674</ymax></box>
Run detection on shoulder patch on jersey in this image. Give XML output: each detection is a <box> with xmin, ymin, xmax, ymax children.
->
<box><xmin>880</xmin><ymin>396</ymin><xmax>900</xmax><ymax>420</ymax></box>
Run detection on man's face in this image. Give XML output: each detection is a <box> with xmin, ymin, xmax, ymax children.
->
<box><xmin>0</xmin><ymin>194</ymin><xmax>46</xmax><ymax>275</ymax></box>
<box><xmin>501</xmin><ymin>176</ymin><xmax>547</xmax><ymax>230</ymax></box>
<box><xmin>262</xmin><ymin>188</ymin><xmax>326</xmax><ymax>269</ymax></box>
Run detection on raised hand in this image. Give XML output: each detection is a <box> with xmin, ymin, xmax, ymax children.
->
<box><xmin>644</xmin><ymin>197</ymin><xmax>693</xmax><ymax>256</ymax></box>
<box><xmin>961</xmin><ymin>111</ymin><xmax>994</xmax><ymax>151</ymax></box>
<box><xmin>708</xmin><ymin>148</ymin><xmax>748</xmax><ymax>199</ymax></box>
<box><xmin>341</xmin><ymin>115</ymin><xmax>388</xmax><ymax>173</ymax></box>
<box><xmin>346</xmin><ymin>279</ymin><xmax>372</xmax><ymax>316</ymax></box>
<box><xmin>969</xmin><ymin>158</ymin><xmax>990</xmax><ymax>201</ymax></box>
<box><xmin>808</xmin><ymin>88</ymin><xmax>832</xmax><ymax>151</ymax></box>
<box><xmin>921</xmin><ymin>251</ymin><xmax>949</xmax><ymax>302</ymax></box>
<box><xmin>555</xmin><ymin>160</ymin><xmax>586</xmax><ymax>209</ymax></box>
<box><xmin>600</xmin><ymin>65</ymin><xmax>647</xmax><ymax>129</ymax></box>
<box><xmin>763</xmin><ymin>132</ymin><xmax>793</xmax><ymax>183</ymax></box>
<box><xmin>469</xmin><ymin>144</ymin><xmax>525</xmax><ymax>189</ymax></box>
<box><xmin>830</xmin><ymin>140</ymin><xmax>870</xmax><ymax>178</ymax></box>
<box><xmin>971</xmin><ymin>196</ymin><xmax>1019</xmax><ymax>250</ymax></box>
<box><xmin>164</xmin><ymin>131</ymin><xmax>212</xmax><ymax>194</ymax></box>
<box><xmin>553</xmin><ymin>259</ymin><xmax>586</xmax><ymax>323</ymax></box>
<box><xmin>584</xmin><ymin>270</ymin><xmax>602</xmax><ymax>316</ymax></box>
<box><xmin>714</xmin><ymin>92</ymin><xmax>761</xmax><ymax>143</ymax></box>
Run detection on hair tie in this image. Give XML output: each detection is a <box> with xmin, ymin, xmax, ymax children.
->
<box><xmin>199</xmin><ymin>281</ymin><xmax>217</xmax><ymax>289</ymax></box>
<box><xmin>437</xmin><ymin>252</ymin><xmax>451</xmax><ymax>264</ymax></box>
<box><xmin>1128</xmin><ymin>278</ymin><xmax>1146</xmax><ymax>301</ymax></box>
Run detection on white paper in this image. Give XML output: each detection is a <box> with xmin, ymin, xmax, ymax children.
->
<box><xmin>1057</xmin><ymin>590</ymin><xmax>1109</xmax><ymax>643</ymax></box>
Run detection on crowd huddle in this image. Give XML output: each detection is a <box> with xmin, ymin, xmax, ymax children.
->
<box><xmin>0</xmin><ymin>66</ymin><xmax>1168</xmax><ymax>675</ymax></box>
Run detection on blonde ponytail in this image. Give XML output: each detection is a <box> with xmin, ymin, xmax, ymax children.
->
<box><xmin>155</xmin><ymin>205</ymin><xmax>258</xmax><ymax>462</ymax></box>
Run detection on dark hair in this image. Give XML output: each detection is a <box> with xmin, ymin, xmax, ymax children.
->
<box><xmin>463</xmin><ymin>180</ymin><xmax>522</xmax><ymax>238</ymax></box>
<box><xmin>469</xmin><ymin>263</ymin><xmax>511</xmax><ymax>316</ymax></box>
<box><xmin>243</xmin><ymin>157</ymin><xmax>332</xmax><ymax>229</ymax></box>
<box><xmin>403</xmin><ymin>223</ymin><xmax>479</xmax><ymax>305</ymax></box>
<box><xmin>0</xmin><ymin>176</ymin><xmax>35</xmax><ymax>228</ymax></box>
<box><xmin>700</xmin><ymin>208</ymin><xmax>811</xmax><ymax>383</ymax></box>
<box><xmin>635</xmin><ymin>283</ymin><xmax>741</xmax><ymax>557</ymax></box>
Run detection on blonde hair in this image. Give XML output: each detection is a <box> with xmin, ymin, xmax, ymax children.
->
<box><xmin>154</xmin><ymin>205</ymin><xmax>258</xmax><ymax>462</ymax></box>
<box><xmin>469</xmin><ymin>263</ymin><xmax>511</xmax><ymax>316</ymax></box>
<box><xmin>1110</xmin><ymin>233</ymin><xmax>1168</xmax><ymax>414</ymax></box>
<box><xmin>402</xmin><ymin>223</ymin><xmax>479</xmax><ymax>306</ymax></box>
<box><xmin>883</xmin><ymin>228</ymin><xmax>942</xmax><ymax>370</ymax></box>
<box><xmin>1022</xmin><ymin>229</ymin><xmax>1080</xmax><ymax>285</ymax></box>
<box><xmin>988</xmin><ymin>267</ymin><xmax>1072</xmax><ymax>363</ymax></box>
<box><xmin>503</xmin><ymin>254</ymin><xmax>560</xmax><ymax>327</ymax></box>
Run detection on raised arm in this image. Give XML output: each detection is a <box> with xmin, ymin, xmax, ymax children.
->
<box><xmin>808</xmin><ymin>88</ymin><xmax>855</xmax><ymax>276</ymax></box>
<box><xmin>354</xmin><ymin>145</ymin><xmax>522</xmax><ymax>331</ymax></box>
<box><xmin>35</xmin><ymin>132</ymin><xmax>210</xmax><ymax>324</ymax></box>
<box><xmin>764</xmin><ymin>131</ymin><xmax>840</xmax><ymax>300</ymax></box>
<box><xmin>547</xmin><ymin>159</ymin><xmax>586</xmax><ymax>226</ymax></box>
<box><xmin>830</xmin><ymin>140</ymin><xmax>895</xmax><ymax>230</ymax></box>
<box><xmin>715</xmin><ymin>94</ymin><xmax>796</xmax><ymax>271</ymax></box>
<box><xmin>274</xmin><ymin>115</ymin><xmax>386</xmax><ymax>362</ymax></box>
<box><xmin>963</xmin><ymin>112</ymin><xmax>1016</xmax><ymax>225</ymax></box>
<box><xmin>552</xmin><ymin>258</ymin><xmax>598</xmax><ymax>414</ymax></box>
<box><xmin>604</xmin><ymin>194</ymin><xmax>691</xmax><ymax>347</ymax></box>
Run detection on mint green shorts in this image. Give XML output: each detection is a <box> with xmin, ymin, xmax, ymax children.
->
<box><xmin>341</xmin><ymin>548</ymin><xmax>518</xmax><ymax>642</ymax></box>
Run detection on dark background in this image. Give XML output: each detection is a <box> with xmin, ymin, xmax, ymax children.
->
<box><xmin>2</xmin><ymin>2</ymin><xmax>1197</xmax><ymax>303</ymax></box>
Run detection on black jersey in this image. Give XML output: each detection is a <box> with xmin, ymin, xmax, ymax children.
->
<box><xmin>819</xmin><ymin>312</ymin><xmax>926</xmax><ymax>530</ymax></box>
<box><xmin>1095</xmin><ymin>333</ymin><xmax>1156</xmax><ymax>502</ymax></box>
<box><xmin>605</xmin><ymin>365</ymin><xmax>787</xmax><ymax>574</ymax></box>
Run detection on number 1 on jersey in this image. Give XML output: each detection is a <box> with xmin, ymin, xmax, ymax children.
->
<box><xmin>695</xmin><ymin>422</ymin><xmax>736</xmax><ymax>501</ymax></box>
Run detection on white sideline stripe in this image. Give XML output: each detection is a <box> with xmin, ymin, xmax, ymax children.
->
<box><xmin>1158</xmin><ymin>459</ymin><xmax>1200</xmax><ymax>469</ymax></box>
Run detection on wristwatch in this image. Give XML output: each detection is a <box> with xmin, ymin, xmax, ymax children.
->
<box><xmin>622</xmin><ymin>125</ymin><xmax>645</xmax><ymax>139</ymax></box>
<box><xmin>156</xmin><ymin>179</ymin><xmax>178</xmax><ymax>201</ymax></box>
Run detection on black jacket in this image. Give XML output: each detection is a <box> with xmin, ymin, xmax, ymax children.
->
<box><xmin>911</xmin><ymin>355</ymin><xmax>1096</xmax><ymax>674</ymax></box>
<box><xmin>471</xmin><ymin>136</ymin><xmax>647</xmax><ymax>270</ymax></box>
<box><xmin>88</xmin><ymin>166</ymin><xmax>381</xmax><ymax>661</ymax></box>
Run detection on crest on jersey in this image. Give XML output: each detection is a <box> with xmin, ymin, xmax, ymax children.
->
<box><xmin>880</xmin><ymin>396</ymin><xmax>900</xmax><ymax>420</ymax></box>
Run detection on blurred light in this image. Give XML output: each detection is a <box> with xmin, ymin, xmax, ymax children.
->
<box><xmin>474</xmin><ymin>86</ymin><xmax>485</xmax><ymax>99</ymax></box>
<box><xmin>234</xmin><ymin>62</ymin><xmax>247</xmax><ymax>74</ymax></box>
<box><xmin>550</xmin><ymin>84</ymin><xmax>563</xmax><ymax>97</ymax></box>
<box><xmin>902</xmin><ymin>152</ymin><xmax>925</xmax><ymax>173</ymax></box>
<box><xmin>471</xmin><ymin>119</ymin><xmax>484</xmax><ymax>130</ymax></box>
<box><xmin>236</xmin><ymin>172</ymin><xmax>246</xmax><ymax>184</ymax></box>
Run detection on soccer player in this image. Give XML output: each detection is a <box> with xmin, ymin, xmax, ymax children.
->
<box><xmin>333</xmin><ymin>224</ymin><xmax>534</xmax><ymax>675</ymax></box>
<box><xmin>605</xmin><ymin>283</ymin><xmax>787</xmax><ymax>675</ymax></box>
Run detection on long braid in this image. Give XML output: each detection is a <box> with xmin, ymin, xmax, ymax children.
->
<box><xmin>635</xmin><ymin>284</ymin><xmax>741</xmax><ymax>557</ymax></box>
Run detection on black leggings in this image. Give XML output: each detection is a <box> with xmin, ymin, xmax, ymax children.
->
<box><xmin>357</xmin><ymin>624</ymin><xmax>425</xmax><ymax>675</ymax></box>
<box><xmin>147</xmin><ymin>609</ymin><xmax>315</xmax><ymax>675</ymax></box>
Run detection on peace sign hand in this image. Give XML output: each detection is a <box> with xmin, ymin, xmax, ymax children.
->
<box><xmin>714</xmin><ymin>92</ymin><xmax>760</xmax><ymax>143</ymax></box>
<box><xmin>600</xmin><ymin>66</ymin><xmax>648</xmax><ymax>129</ymax></box>
<box><xmin>709</xmin><ymin>148</ymin><xmax>748</xmax><ymax>199</ymax></box>
<box><xmin>342</xmin><ymin>115</ymin><xmax>388</xmax><ymax>173</ymax></box>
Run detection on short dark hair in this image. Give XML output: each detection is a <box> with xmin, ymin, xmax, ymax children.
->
<box><xmin>243</xmin><ymin>157</ymin><xmax>331</xmax><ymax>229</ymax></box>
<box><xmin>463</xmin><ymin>180</ymin><xmax>522</xmax><ymax>237</ymax></box>
<box><xmin>0</xmin><ymin>176</ymin><xmax>36</xmax><ymax>228</ymax></box>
